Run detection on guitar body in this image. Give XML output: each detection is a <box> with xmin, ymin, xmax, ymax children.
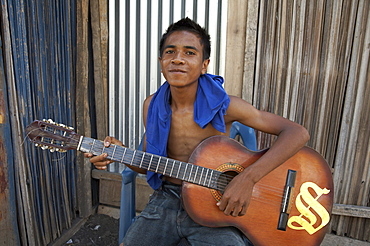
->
<box><xmin>183</xmin><ymin>136</ymin><xmax>334</xmax><ymax>246</ymax></box>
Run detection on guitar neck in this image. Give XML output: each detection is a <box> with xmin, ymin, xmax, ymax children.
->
<box><xmin>78</xmin><ymin>136</ymin><xmax>221</xmax><ymax>190</ymax></box>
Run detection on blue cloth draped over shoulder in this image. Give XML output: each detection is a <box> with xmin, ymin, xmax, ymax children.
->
<box><xmin>145</xmin><ymin>73</ymin><xmax>230</xmax><ymax>190</ymax></box>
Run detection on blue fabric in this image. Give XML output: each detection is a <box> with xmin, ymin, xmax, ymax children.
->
<box><xmin>145</xmin><ymin>73</ymin><xmax>230</xmax><ymax>190</ymax></box>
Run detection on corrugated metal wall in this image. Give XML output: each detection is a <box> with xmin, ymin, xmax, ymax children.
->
<box><xmin>108</xmin><ymin>0</ymin><xmax>228</xmax><ymax>172</ymax></box>
<box><xmin>1</xmin><ymin>0</ymin><xmax>78</xmax><ymax>245</ymax></box>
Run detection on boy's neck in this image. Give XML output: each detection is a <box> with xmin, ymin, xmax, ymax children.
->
<box><xmin>169</xmin><ymin>81</ymin><xmax>198</xmax><ymax>110</ymax></box>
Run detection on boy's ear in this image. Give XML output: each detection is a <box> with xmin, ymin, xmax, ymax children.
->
<box><xmin>201</xmin><ymin>59</ymin><xmax>210</xmax><ymax>74</ymax></box>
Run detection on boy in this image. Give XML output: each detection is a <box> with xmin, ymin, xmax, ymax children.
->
<box><xmin>86</xmin><ymin>18</ymin><xmax>309</xmax><ymax>245</ymax></box>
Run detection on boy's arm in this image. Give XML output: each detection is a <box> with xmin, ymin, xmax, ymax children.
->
<box><xmin>84</xmin><ymin>96</ymin><xmax>154</xmax><ymax>174</ymax></box>
<box><xmin>218</xmin><ymin>96</ymin><xmax>310</xmax><ymax>217</ymax></box>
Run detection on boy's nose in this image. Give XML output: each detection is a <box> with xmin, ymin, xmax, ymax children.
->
<box><xmin>171</xmin><ymin>53</ymin><xmax>185</xmax><ymax>64</ymax></box>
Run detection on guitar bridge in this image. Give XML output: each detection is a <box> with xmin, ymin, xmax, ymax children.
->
<box><xmin>277</xmin><ymin>169</ymin><xmax>296</xmax><ymax>231</ymax></box>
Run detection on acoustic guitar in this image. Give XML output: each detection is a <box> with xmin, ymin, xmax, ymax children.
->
<box><xmin>25</xmin><ymin>119</ymin><xmax>334</xmax><ymax>246</ymax></box>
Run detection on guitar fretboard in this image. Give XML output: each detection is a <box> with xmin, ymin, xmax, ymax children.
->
<box><xmin>78</xmin><ymin>137</ymin><xmax>223</xmax><ymax>190</ymax></box>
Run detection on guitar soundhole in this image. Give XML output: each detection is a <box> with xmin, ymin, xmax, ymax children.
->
<box><xmin>217</xmin><ymin>171</ymin><xmax>238</xmax><ymax>193</ymax></box>
<box><xmin>211</xmin><ymin>163</ymin><xmax>244</xmax><ymax>201</ymax></box>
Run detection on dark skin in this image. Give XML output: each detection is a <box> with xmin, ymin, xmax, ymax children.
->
<box><xmin>85</xmin><ymin>30</ymin><xmax>310</xmax><ymax>218</ymax></box>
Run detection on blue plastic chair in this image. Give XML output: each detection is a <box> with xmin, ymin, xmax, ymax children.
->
<box><xmin>118</xmin><ymin>168</ymin><xmax>137</xmax><ymax>244</ymax></box>
<box><xmin>118</xmin><ymin>122</ymin><xmax>257</xmax><ymax>244</ymax></box>
<box><xmin>118</xmin><ymin>137</ymin><xmax>143</xmax><ymax>244</ymax></box>
<box><xmin>229</xmin><ymin>121</ymin><xmax>257</xmax><ymax>151</ymax></box>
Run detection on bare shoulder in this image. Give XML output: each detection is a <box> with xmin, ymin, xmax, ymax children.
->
<box><xmin>143</xmin><ymin>94</ymin><xmax>154</xmax><ymax>127</ymax></box>
<box><xmin>143</xmin><ymin>94</ymin><xmax>154</xmax><ymax>109</ymax></box>
<box><xmin>225</xmin><ymin>95</ymin><xmax>258</xmax><ymax>122</ymax></box>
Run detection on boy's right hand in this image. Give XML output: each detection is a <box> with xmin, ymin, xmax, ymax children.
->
<box><xmin>83</xmin><ymin>136</ymin><xmax>124</xmax><ymax>170</ymax></box>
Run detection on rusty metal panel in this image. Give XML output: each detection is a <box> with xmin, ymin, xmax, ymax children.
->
<box><xmin>1</xmin><ymin>0</ymin><xmax>78</xmax><ymax>244</ymax></box>
<box><xmin>0</xmin><ymin>31</ymin><xmax>20</xmax><ymax>246</ymax></box>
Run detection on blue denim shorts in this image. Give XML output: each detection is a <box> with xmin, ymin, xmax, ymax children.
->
<box><xmin>122</xmin><ymin>181</ymin><xmax>252</xmax><ymax>246</ymax></box>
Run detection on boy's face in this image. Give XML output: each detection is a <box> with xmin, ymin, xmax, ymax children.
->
<box><xmin>159</xmin><ymin>31</ymin><xmax>210</xmax><ymax>88</ymax></box>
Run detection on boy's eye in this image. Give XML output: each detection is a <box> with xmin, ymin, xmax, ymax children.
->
<box><xmin>165</xmin><ymin>50</ymin><xmax>175</xmax><ymax>54</ymax></box>
<box><xmin>186</xmin><ymin>51</ymin><xmax>196</xmax><ymax>55</ymax></box>
<box><xmin>165</xmin><ymin>50</ymin><xmax>174</xmax><ymax>54</ymax></box>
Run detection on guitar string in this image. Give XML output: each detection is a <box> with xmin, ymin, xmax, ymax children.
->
<box><xmin>87</xmin><ymin>141</ymin><xmax>284</xmax><ymax>197</ymax></box>
<box><xmin>40</xmin><ymin>136</ymin><xmax>284</xmax><ymax>197</ymax></box>
<box><xmin>109</xmin><ymin>147</ymin><xmax>285</xmax><ymax>199</ymax></box>
<box><xmin>91</xmin><ymin>143</ymin><xmax>238</xmax><ymax>190</ymax></box>
<box><xmin>76</xmin><ymin>141</ymin><xmax>282</xmax><ymax>196</ymax></box>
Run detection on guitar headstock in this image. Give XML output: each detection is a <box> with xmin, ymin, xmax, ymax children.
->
<box><xmin>25</xmin><ymin>119</ymin><xmax>81</xmax><ymax>152</ymax></box>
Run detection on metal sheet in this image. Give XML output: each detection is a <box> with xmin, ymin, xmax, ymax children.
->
<box><xmin>0</xmin><ymin>27</ymin><xmax>21</xmax><ymax>245</ymax></box>
<box><xmin>1</xmin><ymin>0</ymin><xmax>77</xmax><ymax>244</ymax></box>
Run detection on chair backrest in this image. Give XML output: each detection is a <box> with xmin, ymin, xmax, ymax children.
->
<box><xmin>229</xmin><ymin>121</ymin><xmax>258</xmax><ymax>151</ymax></box>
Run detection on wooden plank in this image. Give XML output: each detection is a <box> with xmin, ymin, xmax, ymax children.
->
<box><xmin>242</xmin><ymin>0</ymin><xmax>259</xmax><ymax>104</ymax></box>
<box><xmin>315</xmin><ymin>0</ymin><xmax>343</xmax><ymax>154</ymax></box>
<box><xmin>224</xmin><ymin>0</ymin><xmax>248</xmax><ymax>97</ymax></box>
<box><xmin>92</xmin><ymin>169</ymin><xmax>122</xmax><ymax>181</ymax></box>
<box><xmin>76</xmin><ymin>0</ymin><xmax>93</xmax><ymax>218</ymax></box>
<box><xmin>99</xmin><ymin>0</ymin><xmax>109</xmax><ymax>123</ymax></box>
<box><xmin>332</xmin><ymin>204</ymin><xmax>370</xmax><ymax>219</ymax></box>
<box><xmin>92</xmin><ymin>170</ymin><xmax>122</xmax><ymax>208</ymax></box>
<box><xmin>305</xmin><ymin>0</ymin><xmax>324</xmax><ymax>142</ymax></box>
<box><xmin>345</xmin><ymin>2</ymin><xmax>370</xmax><ymax>240</ymax></box>
<box><xmin>271</xmin><ymin>0</ymin><xmax>287</xmax><ymax>116</ymax></box>
<box><xmin>334</xmin><ymin>0</ymin><xmax>368</xmax><ymax>237</ymax></box>
<box><xmin>98</xmin><ymin>179</ymin><xmax>122</xmax><ymax>207</ymax></box>
<box><xmin>92</xmin><ymin>170</ymin><xmax>153</xmax><ymax>213</ymax></box>
<box><xmin>90</xmin><ymin>0</ymin><xmax>108</xmax><ymax>139</ymax></box>
<box><xmin>321</xmin><ymin>233</ymin><xmax>370</xmax><ymax>246</ymax></box>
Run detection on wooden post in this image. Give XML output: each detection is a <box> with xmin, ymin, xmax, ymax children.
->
<box><xmin>224</xmin><ymin>0</ymin><xmax>248</xmax><ymax>97</ymax></box>
<box><xmin>76</xmin><ymin>0</ymin><xmax>93</xmax><ymax>218</ymax></box>
<box><xmin>90</xmin><ymin>0</ymin><xmax>108</xmax><ymax>139</ymax></box>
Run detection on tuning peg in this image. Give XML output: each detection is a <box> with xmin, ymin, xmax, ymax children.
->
<box><xmin>59</xmin><ymin>123</ymin><xmax>74</xmax><ymax>130</ymax></box>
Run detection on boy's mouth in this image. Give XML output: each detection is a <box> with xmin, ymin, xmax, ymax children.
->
<box><xmin>169</xmin><ymin>69</ymin><xmax>186</xmax><ymax>73</ymax></box>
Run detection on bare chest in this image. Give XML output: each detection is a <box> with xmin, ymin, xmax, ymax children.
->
<box><xmin>167</xmin><ymin>111</ymin><xmax>226</xmax><ymax>162</ymax></box>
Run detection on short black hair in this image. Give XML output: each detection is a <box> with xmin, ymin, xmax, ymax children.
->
<box><xmin>159</xmin><ymin>17</ymin><xmax>211</xmax><ymax>61</ymax></box>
